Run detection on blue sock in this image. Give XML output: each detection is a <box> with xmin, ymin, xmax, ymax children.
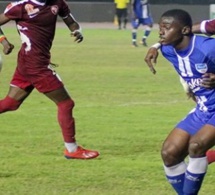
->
<box><xmin>183</xmin><ymin>171</ymin><xmax>205</xmax><ymax>195</ymax></box>
<box><xmin>166</xmin><ymin>173</ymin><xmax>185</xmax><ymax>195</ymax></box>
<box><xmin>183</xmin><ymin>156</ymin><xmax>207</xmax><ymax>195</ymax></box>
<box><xmin>132</xmin><ymin>32</ymin><xmax>137</xmax><ymax>42</ymax></box>
<box><xmin>144</xmin><ymin>30</ymin><xmax>151</xmax><ymax>37</ymax></box>
<box><xmin>164</xmin><ymin>162</ymin><xmax>187</xmax><ymax>195</ymax></box>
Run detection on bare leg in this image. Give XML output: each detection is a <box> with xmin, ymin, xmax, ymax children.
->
<box><xmin>0</xmin><ymin>86</ymin><xmax>33</xmax><ymax>113</ymax></box>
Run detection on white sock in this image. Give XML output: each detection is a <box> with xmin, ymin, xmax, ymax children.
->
<box><xmin>65</xmin><ymin>142</ymin><xmax>78</xmax><ymax>153</ymax></box>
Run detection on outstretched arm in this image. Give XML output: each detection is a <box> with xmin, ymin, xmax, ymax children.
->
<box><xmin>63</xmin><ymin>13</ymin><xmax>83</xmax><ymax>43</ymax></box>
<box><xmin>192</xmin><ymin>19</ymin><xmax>215</xmax><ymax>35</ymax></box>
<box><xmin>0</xmin><ymin>13</ymin><xmax>14</xmax><ymax>55</ymax></box>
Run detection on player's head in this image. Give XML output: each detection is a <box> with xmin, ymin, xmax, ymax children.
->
<box><xmin>159</xmin><ymin>9</ymin><xmax>193</xmax><ymax>47</ymax></box>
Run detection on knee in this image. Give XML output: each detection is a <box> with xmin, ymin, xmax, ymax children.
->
<box><xmin>57</xmin><ymin>98</ymin><xmax>75</xmax><ymax>110</ymax></box>
<box><xmin>161</xmin><ymin>144</ymin><xmax>178</xmax><ymax>166</ymax></box>
<box><xmin>188</xmin><ymin>141</ymin><xmax>205</xmax><ymax>157</ymax></box>
<box><xmin>0</xmin><ymin>96</ymin><xmax>21</xmax><ymax>113</ymax></box>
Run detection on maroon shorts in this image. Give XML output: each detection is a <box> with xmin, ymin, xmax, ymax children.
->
<box><xmin>10</xmin><ymin>64</ymin><xmax>64</xmax><ymax>93</ymax></box>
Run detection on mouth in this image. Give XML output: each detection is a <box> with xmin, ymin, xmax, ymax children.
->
<box><xmin>159</xmin><ymin>37</ymin><xmax>165</xmax><ymax>43</ymax></box>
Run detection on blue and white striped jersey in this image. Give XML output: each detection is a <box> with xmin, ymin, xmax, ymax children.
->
<box><xmin>132</xmin><ymin>0</ymin><xmax>151</xmax><ymax>19</ymax></box>
<box><xmin>161</xmin><ymin>35</ymin><xmax>215</xmax><ymax>112</ymax></box>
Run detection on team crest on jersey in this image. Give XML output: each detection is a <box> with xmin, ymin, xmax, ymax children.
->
<box><xmin>195</xmin><ymin>63</ymin><xmax>208</xmax><ymax>73</ymax></box>
<box><xmin>25</xmin><ymin>4</ymin><xmax>39</xmax><ymax>18</ymax></box>
<box><xmin>51</xmin><ymin>5</ymin><xmax>59</xmax><ymax>15</ymax></box>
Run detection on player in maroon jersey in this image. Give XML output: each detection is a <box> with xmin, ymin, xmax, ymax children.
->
<box><xmin>0</xmin><ymin>0</ymin><xmax>99</xmax><ymax>160</ymax></box>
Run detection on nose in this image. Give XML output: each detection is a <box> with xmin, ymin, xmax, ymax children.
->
<box><xmin>159</xmin><ymin>28</ymin><xmax>164</xmax><ymax>35</ymax></box>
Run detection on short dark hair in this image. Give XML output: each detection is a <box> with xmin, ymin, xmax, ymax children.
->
<box><xmin>161</xmin><ymin>9</ymin><xmax>192</xmax><ymax>28</ymax></box>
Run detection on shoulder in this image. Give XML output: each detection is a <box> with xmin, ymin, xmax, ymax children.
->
<box><xmin>195</xmin><ymin>35</ymin><xmax>215</xmax><ymax>48</ymax></box>
<box><xmin>160</xmin><ymin>45</ymin><xmax>174</xmax><ymax>55</ymax></box>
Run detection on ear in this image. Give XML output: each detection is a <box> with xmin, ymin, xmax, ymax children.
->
<box><xmin>182</xmin><ymin>26</ymin><xmax>191</xmax><ymax>35</ymax></box>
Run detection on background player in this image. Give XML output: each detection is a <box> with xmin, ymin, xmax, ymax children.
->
<box><xmin>114</xmin><ymin>0</ymin><xmax>129</xmax><ymax>30</ymax></box>
<box><xmin>0</xmin><ymin>0</ymin><xmax>99</xmax><ymax>160</ymax></box>
<box><xmin>130</xmin><ymin>0</ymin><xmax>153</xmax><ymax>47</ymax></box>
<box><xmin>146</xmin><ymin>9</ymin><xmax>215</xmax><ymax>194</ymax></box>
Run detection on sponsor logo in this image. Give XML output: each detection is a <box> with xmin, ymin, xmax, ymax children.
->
<box><xmin>25</xmin><ymin>4</ymin><xmax>39</xmax><ymax>18</ymax></box>
<box><xmin>168</xmin><ymin>179</ymin><xmax>182</xmax><ymax>184</ymax></box>
<box><xmin>185</xmin><ymin>173</ymin><xmax>200</xmax><ymax>182</ymax></box>
<box><xmin>188</xmin><ymin>78</ymin><xmax>202</xmax><ymax>92</ymax></box>
<box><xmin>195</xmin><ymin>63</ymin><xmax>208</xmax><ymax>74</ymax></box>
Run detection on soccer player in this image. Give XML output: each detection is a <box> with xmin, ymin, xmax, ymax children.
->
<box><xmin>130</xmin><ymin>0</ymin><xmax>153</xmax><ymax>47</ymax></box>
<box><xmin>145</xmin><ymin>9</ymin><xmax>215</xmax><ymax>194</ymax></box>
<box><xmin>0</xmin><ymin>0</ymin><xmax>99</xmax><ymax>160</ymax></box>
<box><xmin>114</xmin><ymin>0</ymin><xmax>129</xmax><ymax>30</ymax></box>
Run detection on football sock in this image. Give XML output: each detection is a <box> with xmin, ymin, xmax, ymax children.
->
<box><xmin>206</xmin><ymin>150</ymin><xmax>215</xmax><ymax>164</ymax></box>
<box><xmin>164</xmin><ymin>161</ymin><xmax>187</xmax><ymax>195</ymax></box>
<box><xmin>183</xmin><ymin>157</ymin><xmax>207</xmax><ymax>194</ymax></box>
<box><xmin>132</xmin><ymin>29</ymin><xmax>137</xmax><ymax>43</ymax></box>
<box><xmin>0</xmin><ymin>95</ymin><xmax>21</xmax><ymax>112</ymax></box>
<box><xmin>144</xmin><ymin>30</ymin><xmax>151</xmax><ymax>38</ymax></box>
<box><xmin>65</xmin><ymin>142</ymin><xmax>78</xmax><ymax>153</ymax></box>
<box><xmin>57</xmin><ymin>98</ymin><xmax>76</xmax><ymax>143</ymax></box>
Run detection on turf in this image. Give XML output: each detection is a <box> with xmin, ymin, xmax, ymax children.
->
<box><xmin>0</xmin><ymin>23</ymin><xmax>214</xmax><ymax>195</ymax></box>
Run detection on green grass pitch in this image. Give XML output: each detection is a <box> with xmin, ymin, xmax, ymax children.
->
<box><xmin>0</xmin><ymin>23</ymin><xmax>214</xmax><ymax>195</ymax></box>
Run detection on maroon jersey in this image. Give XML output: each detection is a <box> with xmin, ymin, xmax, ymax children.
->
<box><xmin>201</xmin><ymin>19</ymin><xmax>215</xmax><ymax>35</ymax></box>
<box><xmin>4</xmin><ymin>0</ymin><xmax>70</xmax><ymax>69</ymax></box>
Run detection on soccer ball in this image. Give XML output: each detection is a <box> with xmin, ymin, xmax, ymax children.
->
<box><xmin>0</xmin><ymin>53</ymin><xmax>2</xmax><ymax>72</ymax></box>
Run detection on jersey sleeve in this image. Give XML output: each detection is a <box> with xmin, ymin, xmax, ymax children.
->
<box><xmin>58</xmin><ymin>0</ymin><xmax>71</xmax><ymax>18</ymax></box>
<box><xmin>202</xmin><ymin>38</ymin><xmax>215</xmax><ymax>62</ymax></box>
<box><xmin>200</xmin><ymin>19</ymin><xmax>215</xmax><ymax>35</ymax></box>
<box><xmin>4</xmin><ymin>2</ymin><xmax>22</xmax><ymax>20</ymax></box>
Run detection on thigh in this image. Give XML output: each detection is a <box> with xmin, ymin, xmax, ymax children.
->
<box><xmin>162</xmin><ymin>128</ymin><xmax>190</xmax><ymax>162</ymax></box>
<box><xmin>10</xmin><ymin>67</ymin><xmax>33</xmax><ymax>101</ymax></box>
<box><xmin>122</xmin><ymin>9</ymin><xmax>127</xmax><ymax>17</ymax></box>
<box><xmin>191</xmin><ymin>124</ymin><xmax>215</xmax><ymax>152</ymax></box>
<box><xmin>131</xmin><ymin>18</ymin><xmax>139</xmax><ymax>28</ymax></box>
<box><xmin>142</xmin><ymin>17</ymin><xmax>153</xmax><ymax>26</ymax></box>
<box><xmin>29</xmin><ymin>64</ymin><xmax>64</xmax><ymax>93</ymax></box>
<box><xmin>8</xmin><ymin>86</ymin><xmax>32</xmax><ymax>101</ymax></box>
<box><xmin>44</xmin><ymin>87</ymin><xmax>71</xmax><ymax>104</ymax></box>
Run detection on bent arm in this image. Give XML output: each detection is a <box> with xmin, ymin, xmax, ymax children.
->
<box><xmin>63</xmin><ymin>13</ymin><xmax>83</xmax><ymax>43</ymax></box>
<box><xmin>0</xmin><ymin>13</ymin><xmax>14</xmax><ymax>55</ymax></box>
<box><xmin>63</xmin><ymin>13</ymin><xmax>81</xmax><ymax>32</ymax></box>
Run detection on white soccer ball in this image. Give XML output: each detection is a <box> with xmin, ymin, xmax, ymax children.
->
<box><xmin>0</xmin><ymin>54</ymin><xmax>2</xmax><ymax>72</ymax></box>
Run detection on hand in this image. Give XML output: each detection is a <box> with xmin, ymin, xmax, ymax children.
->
<box><xmin>144</xmin><ymin>47</ymin><xmax>159</xmax><ymax>74</ymax></box>
<box><xmin>1</xmin><ymin>39</ymin><xmax>14</xmax><ymax>55</ymax></box>
<box><xmin>71</xmin><ymin>30</ymin><xmax>83</xmax><ymax>43</ymax></box>
<box><xmin>186</xmin><ymin>90</ymin><xmax>196</xmax><ymax>102</ymax></box>
<box><xmin>201</xmin><ymin>73</ymin><xmax>215</xmax><ymax>88</ymax></box>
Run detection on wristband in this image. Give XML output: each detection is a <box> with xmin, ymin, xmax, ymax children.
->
<box><xmin>151</xmin><ymin>42</ymin><xmax>161</xmax><ymax>49</ymax></box>
<box><xmin>0</xmin><ymin>35</ymin><xmax>6</xmax><ymax>43</ymax></box>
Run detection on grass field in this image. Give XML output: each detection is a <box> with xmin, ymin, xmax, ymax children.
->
<box><xmin>0</xmin><ymin>23</ymin><xmax>215</xmax><ymax>195</ymax></box>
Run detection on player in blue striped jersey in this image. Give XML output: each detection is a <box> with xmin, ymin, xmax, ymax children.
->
<box><xmin>130</xmin><ymin>0</ymin><xmax>153</xmax><ymax>47</ymax></box>
<box><xmin>147</xmin><ymin>9</ymin><xmax>215</xmax><ymax>195</ymax></box>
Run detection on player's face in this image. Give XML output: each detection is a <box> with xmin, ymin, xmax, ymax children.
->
<box><xmin>159</xmin><ymin>16</ymin><xmax>184</xmax><ymax>47</ymax></box>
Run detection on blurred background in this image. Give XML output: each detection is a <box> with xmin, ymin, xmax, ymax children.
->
<box><xmin>0</xmin><ymin>0</ymin><xmax>215</xmax><ymax>23</ymax></box>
